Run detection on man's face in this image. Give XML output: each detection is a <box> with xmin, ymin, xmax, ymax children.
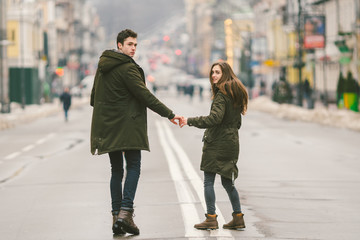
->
<box><xmin>118</xmin><ymin>37</ymin><xmax>137</xmax><ymax>57</ymax></box>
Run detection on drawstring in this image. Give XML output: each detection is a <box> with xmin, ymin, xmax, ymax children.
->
<box><xmin>232</xmin><ymin>171</ymin><xmax>235</xmax><ymax>187</ymax></box>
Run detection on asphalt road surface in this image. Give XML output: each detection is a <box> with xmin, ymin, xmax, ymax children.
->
<box><xmin>1</xmin><ymin>91</ymin><xmax>359</xmax><ymax>240</ymax></box>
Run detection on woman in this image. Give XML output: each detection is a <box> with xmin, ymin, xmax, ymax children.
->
<box><xmin>180</xmin><ymin>61</ymin><xmax>248</xmax><ymax>230</ymax></box>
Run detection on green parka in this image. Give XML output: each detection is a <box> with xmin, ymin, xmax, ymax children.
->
<box><xmin>90</xmin><ymin>50</ymin><xmax>175</xmax><ymax>155</ymax></box>
<box><xmin>187</xmin><ymin>90</ymin><xmax>242</xmax><ymax>180</ymax></box>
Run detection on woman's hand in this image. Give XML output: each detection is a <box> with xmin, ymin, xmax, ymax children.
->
<box><xmin>180</xmin><ymin>117</ymin><xmax>187</xmax><ymax>128</ymax></box>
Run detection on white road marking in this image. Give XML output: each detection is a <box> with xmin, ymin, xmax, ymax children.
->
<box><xmin>22</xmin><ymin>144</ymin><xmax>35</xmax><ymax>152</ymax></box>
<box><xmin>35</xmin><ymin>133</ymin><xmax>56</xmax><ymax>145</ymax></box>
<box><xmin>35</xmin><ymin>138</ymin><xmax>46</xmax><ymax>145</ymax></box>
<box><xmin>156</xmin><ymin>121</ymin><xmax>205</xmax><ymax>239</ymax></box>
<box><xmin>158</xmin><ymin>120</ymin><xmax>234</xmax><ymax>239</ymax></box>
<box><xmin>4</xmin><ymin>132</ymin><xmax>56</xmax><ymax>161</ymax></box>
<box><xmin>4</xmin><ymin>152</ymin><xmax>21</xmax><ymax>160</ymax></box>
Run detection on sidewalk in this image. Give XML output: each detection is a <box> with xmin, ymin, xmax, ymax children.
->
<box><xmin>0</xmin><ymin>97</ymin><xmax>90</xmax><ymax>131</ymax></box>
<box><xmin>250</xmin><ymin>96</ymin><xmax>360</xmax><ymax>132</ymax></box>
<box><xmin>1</xmin><ymin>95</ymin><xmax>360</xmax><ymax>132</ymax></box>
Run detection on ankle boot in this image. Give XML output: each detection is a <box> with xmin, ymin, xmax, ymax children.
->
<box><xmin>194</xmin><ymin>214</ymin><xmax>219</xmax><ymax>230</ymax></box>
<box><xmin>112</xmin><ymin>211</ymin><xmax>125</xmax><ymax>235</ymax></box>
<box><xmin>223</xmin><ymin>212</ymin><xmax>246</xmax><ymax>229</ymax></box>
<box><xmin>117</xmin><ymin>209</ymin><xmax>140</xmax><ymax>235</ymax></box>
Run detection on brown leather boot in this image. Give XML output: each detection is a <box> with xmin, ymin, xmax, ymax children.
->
<box><xmin>223</xmin><ymin>212</ymin><xmax>246</xmax><ymax>229</ymax></box>
<box><xmin>112</xmin><ymin>211</ymin><xmax>125</xmax><ymax>235</ymax></box>
<box><xmin>117</xmin><ymin>209</ymin><xmax>140</xmax><ymax>235</ymax></box>
<box><xmin>194</xmin><ymin>214</ymin><xmax>219</xmax><ymax>230</ymax></box>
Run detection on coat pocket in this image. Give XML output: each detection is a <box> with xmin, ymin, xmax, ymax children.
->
<box><xmin>202</xmin><ymin>134</ymin><xmax>214</xmax><ymax>143</ymax></box>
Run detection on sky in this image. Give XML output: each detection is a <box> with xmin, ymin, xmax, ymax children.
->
<box><xmin>89</xmin><ymin>0</ymin><xmax>185</xmax><ymax>40</ymax></box>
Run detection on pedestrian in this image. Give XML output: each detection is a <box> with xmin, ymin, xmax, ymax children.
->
<box><xmin>187</xmin><ymin>83</ymin><xmax>194</xmax><ymax>101</ymax></box>
<box><xmin>272</xmin><ymin>76</ymin><xmax>292</xmax><ymax>104</ymax></box>
<box><xmin>303</xmin><ymin>78</ymin><xmax>313</xmax><ymax>109</ymax></box>
<box><xmin>59</xmin><ymin>87</ymin><xmax>71</xmax><ymax>121</ymax></box>
<box><xmin>259</xmin><ymin>78</ymin><xmax>266</xmax><ymax>96</ymax></box>
<box><xmin>90</xmin><ymin>29</ymin><xmax>181</xmax><ymax>236</ymax></box>
<box><xmin>199</xmin><ymin>85</ymin><xmax>204</xmax><ymax>101</ymax></box>
<box><xmin>179</xmin><ymin>61</ymin><xmax>248</xmax><ymax>230</ymax></box>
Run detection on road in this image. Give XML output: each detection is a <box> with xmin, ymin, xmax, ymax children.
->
<box><xmin>0</xmin><ymin>91</ymin><xmax>360</xmax><ymax>240</ymax></box>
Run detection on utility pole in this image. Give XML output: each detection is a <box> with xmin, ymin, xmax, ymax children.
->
<box><xmin>20</xmin><ymin>1</ymin><xmax>25</xmax><ymax>109</ymax></box>
<box><xmin>355</xmin><ymin>0</ymin><xmax>360</xmax><ymax>83</ymax></box>
<box><xmin>247</xmin><ymin>30</ymin><xmax>253</xmax><ymax>99</ymax></box>
<box><xmin>0</xmin><ymin>0</ymin><xmax>10</xmax><ymax>113</ymax></box>
<box><xmin>296</xmin><ymin>0</ymin><xmax>304</xmax><ymax>106</ymax></box>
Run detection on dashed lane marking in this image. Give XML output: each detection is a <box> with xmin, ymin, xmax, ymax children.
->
<box><xmin>4</xmin><ymin>152</ymin><xmax>21</xmax><ymax>160</ymax></box>
<box><xmin>22</xmin><ymin>144</ymin><xmax>35</xmax><ymax>152</ymax></box>
<box><xmin>4</xmin><ymin>133</ymin><xmax>56</xmax><ymax>160</ymax></box>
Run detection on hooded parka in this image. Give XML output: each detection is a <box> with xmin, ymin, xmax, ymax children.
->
<box><xmin>187</xmin><ymin>90</ymin><xmax>242</xmax><ymax>180</ymax></box>
<box><xmin>90</xmin><ymin>50</ymin><xmax>175</xmax><ymax>155</ymax></box>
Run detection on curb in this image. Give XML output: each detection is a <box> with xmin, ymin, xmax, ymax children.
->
<box><xmin>0</xmin><ymin>97</ymin><xmax>90</xmax><ymax>131</ymax></box>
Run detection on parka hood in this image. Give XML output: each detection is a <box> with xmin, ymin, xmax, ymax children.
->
<box><xmin>97</xmin><ymin>49</ymin><xmax>134</xmax><ymax>73</ymax></box>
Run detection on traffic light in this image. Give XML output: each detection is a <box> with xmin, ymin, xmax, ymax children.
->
<box><xmin>55</xmin><ymin>67</ymin><xmax>64</xmax><ymax>77</ymax></box>
<box><xmin>175</xmin><ymin>49</ymin><xmax>182</xmax><ymax>56</ymax></box>
<box><xmin>163</xmin><ymin>35</ymin><xmax>170</xmax><ymax>42</ymax></box>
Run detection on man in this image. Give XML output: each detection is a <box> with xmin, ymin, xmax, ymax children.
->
<box><xmin>59</xmin><ymin>87</ymin><xmax>71</xmax><ymax>121</ymax></box>
<box><xmin>90</xmin><ymin>29</ymin><xmax>181</xmax><ymax>235</ymax></box>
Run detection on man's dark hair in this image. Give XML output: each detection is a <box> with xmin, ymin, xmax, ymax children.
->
<box><xmin>117</xmin><ymin>29</ymin><xmax>137</xmax><ymax>48</ymax></box>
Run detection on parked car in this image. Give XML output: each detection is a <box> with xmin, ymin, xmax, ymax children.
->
<box><xmin>70</xmin><ymin>75</ymin><xmax>95</xmax><ymax>98</ymax></box>
<box><xmin>70</xmin><ymin>85</ymin><xmax>82</xmax><ymax>97</ymax></box>
<box><xmin>81</xmin><ymin>75</ymin><xmax>95</xmax><ymax>96</ymax></box>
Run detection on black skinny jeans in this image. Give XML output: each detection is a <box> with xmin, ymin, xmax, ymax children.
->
<box><xmin>109</xmin><ymin>150</ymin><xmax>141</xmax><ymax>213</ymax></box>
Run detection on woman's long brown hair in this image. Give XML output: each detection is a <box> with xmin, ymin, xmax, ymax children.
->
<box><xmin>209</xmin><ymin>61</ymin><xmax>248</xmax><ymax>115</ymax></box>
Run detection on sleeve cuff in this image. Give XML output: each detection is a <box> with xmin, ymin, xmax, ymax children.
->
<box><xmin>168</xmin><ymin>113</ymin><xmax>175</xmax><ymax>119</ymax></box>
<box><xmin>187</xmin><ymin>118</ymin><xmax>193</xmax><ymax>126</ymax></box>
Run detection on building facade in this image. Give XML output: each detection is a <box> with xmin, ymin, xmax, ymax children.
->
<box><xmin>0</xmin><ymin>0</ymin><xmax>103</xmax><ymax>110</ymax></box>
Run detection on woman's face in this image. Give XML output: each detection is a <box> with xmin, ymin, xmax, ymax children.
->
<box><xmin>211</xmin><ymin>65</ymin><xmax>222</xmax><ymax>84</ymax></box>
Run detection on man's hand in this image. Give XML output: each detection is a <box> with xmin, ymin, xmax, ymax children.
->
<box><xmin>169</xmin><ymin>115</ymin><xmax>183</xmax><ymax>125</ymax></box>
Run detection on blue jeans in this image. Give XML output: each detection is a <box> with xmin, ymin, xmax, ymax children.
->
<box><xmin>204</xmin><ymin>171</ymin><xmax>242</xmax><ymax>215</ymax></box>
<box><xmin>109</xmin><ymin>150</ymin><xmax>141</xmax><ymax>213</ymax></box>
<box><xmin>63</xmin><ymin>107</ymin><xmax>69</xmax><ymax>121</ymax></box>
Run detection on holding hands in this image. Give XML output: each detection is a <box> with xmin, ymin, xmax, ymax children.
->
<box><xmin>169</xmin><ymin>115</ymin><xmax>188</xmax><ymax>128</ymax></box>
<box><xmin>179</xmin><ymin>116</ymin><xmax>187</xmax><ymax>128</ymax></box>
